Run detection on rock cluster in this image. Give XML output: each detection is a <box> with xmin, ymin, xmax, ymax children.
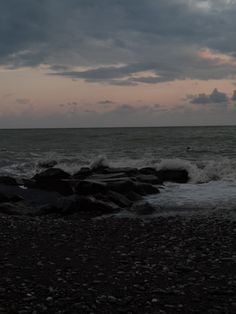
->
<box><xmin>0</xmin><ymin>166</ymin><xmax>189</xmax><ymax>217</ymax></box>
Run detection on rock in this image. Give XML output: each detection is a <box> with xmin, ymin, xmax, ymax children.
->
<box><xmin>102</xmin><ymin>167</ymin><xmax>138</xmax><ymax>176</ymax></box>
<box><xmin>106</xmin><ymin>191</ymin><xmax>132</xmax><ymax>208</ymax></box>
<box><xmin>0</xmin><ymin>202</ymin><xmax>34</xmax><ymax>215</ymax></box>
<box><xmin>108</xmin><ymin>180</ymin><xmax>159</xmax><ymax>196</ymax></box>
<box><xmin>33</xmin><ymin>168</ymin><xmax>71</xmax><ymax>182</ymax></box>
<box><xmin>138</xmin><ymin>167</ymin><xmax>158</xmax><ymax>175</ymax></box>
<box><xmin>73</xmin><ymin>167</ymin><xmax>93</xmax><ymax>180</ymax></box>
<box><xmin>108</xmin><ymin>180</ymin><xmax>137</xmax><ymax>194</ymax></box>
<box><xmin>32</xmin><ymin>168</ymin><xmax>73</xmax><ymax>195</ymax></box>
<box><xmin>55</xmin><ymin>195</ymin><xmax>81</xmax><ymax>215</ymax></box>
<box><xmin>78</xmin><ymin>196</ymin><xmax>120</xmax><ymax>214</ymax></box>
<box><xmin>134</xmin><ymin>174</ymin><xmax>162</xmax><ymax>185</ymax></box>
<box><xmin>130</xmin><ymin>201</ymin><xmax>156</xmax><ymax>215</ymax></box>
<box><xmin>0</xmin><ymin>176</ymin><xmax>18</xmax><ymax>186</ymax></box>
<box><xmin>125</xmin><ymin>191</ymin><xmax>143</xmax><ymax>202</ymax></box>
<box><xmin>76</xmin><ymin>180</ymin><xmax>107</xmax><ymax>195</ymax></box>
<box><xmin>0</xmin><ymin>192</ymin><xmax>24</xmax><ymax>203</ymax></box>
<box><xmin>0</xmin><ymin>192</ymin><xmax>9</xmax><ymax>203</ymax></box>
<box><xmin>134</xmin><ymin>182</ymin><xmax>160</xmax><ymax>195</ymax></box>
<box><xmin>156</xmin><ymin>169</ymin><xmax>189</xmax><ymax>183</ymax></box>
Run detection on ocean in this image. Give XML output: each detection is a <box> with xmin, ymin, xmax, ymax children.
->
<box><xmin>0</xmin><ymin>126</ymin><xmax>236</xmax><ymax>216</ymax></box>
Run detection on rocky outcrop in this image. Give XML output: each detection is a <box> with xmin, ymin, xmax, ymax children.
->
<box><xmin>156</xmin><ymin>169</ymin><xmax>189</xmax><ymax>183</ymax></box>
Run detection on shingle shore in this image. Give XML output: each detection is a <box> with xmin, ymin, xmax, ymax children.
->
<box><xmin>0</xmin><ymin>214</ymin><xmax>235</xmax><ymax>314</ymax></box>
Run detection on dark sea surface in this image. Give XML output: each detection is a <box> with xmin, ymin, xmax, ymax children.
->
<box><xmin>0</xmin><ymin>126</ymin><xmax>236</xmax><ymax>215</ymax></box>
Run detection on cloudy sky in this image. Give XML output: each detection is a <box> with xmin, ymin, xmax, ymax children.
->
<box><xmin>1</xmin><ymin>0</ymin><xmax>236</xmax><ymax>128</ymax></box>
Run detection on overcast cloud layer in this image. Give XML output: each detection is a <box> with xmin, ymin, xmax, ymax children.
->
<box><xmin>1</xmin><ymin>0</ymin><xmax>236</xmax><ymax>85</ymax></box>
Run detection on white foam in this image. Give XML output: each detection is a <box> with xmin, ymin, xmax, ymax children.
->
<box><xmin>147</xmin><ymin>180</ymin><xmax>236</xmax><ymax>215</ymax></box>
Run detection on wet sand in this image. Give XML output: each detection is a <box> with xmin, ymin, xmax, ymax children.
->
<box><xmin>0</xmin><ymin>214</ymin><xmax>235</xmax><ymax>314</ymax></box>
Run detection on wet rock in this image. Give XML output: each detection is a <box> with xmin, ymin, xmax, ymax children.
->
<box><xmin>0</xmin><ymin>176</ymin><xmax>18</xmax><ymax>186</ymax></box>
<box><xmin>73</xmin><ymin>167</ymin><xmax>93</xmax><ymax>180</ymax></box>
<box><xmin>134</xmin><ymin>174</ymin><xmax>162</xmax><ymax>185</ymax></box>
<box><xmin>76</xmin><ymin>180</ymin><xmax>107</xmax><ymax>195</ymax></box>
<box><xmin>101</xmin><ymin>167</ymin><xmax>138</xmax><ymax>176</ymax></box>
<box><xmin>0</xmin><ymin>202</ymin><xmax>33</xmax><ymax>215</ymax></box>
<box><xmin>77</xmin><ymin>196</ymin><xmax>120</xmax><ymax>215</ymax></box>
<box><xmin>138</xmin><ymin>167</ymin><xmax>158</xmax><ymax>175</ymax></box>
<box><xmin>125</xmin><ymin>191</ymin><xmax>143</xmax><ymax>202</ymax></box>
<box><xmin>156</xmin><ymin>169</ymin><xmax>189</xmax><ymax>183</ymax></box>
<box><xmin>134</xmin><ymin>182</ymin><xmax>160</xmax><ymax>195</ymax></box>
<box><xmin>33</xmin><ymin>168</ymin><xmax>71</xmax><ymax>182</ymax></box>
<box><xmin>0</xmin><ymin>192</ymin><xmax>24</xmax><ymax>204</ymax></box>
<box><xmin>106</xmin><ymin>191</ymin><xmax>132</xmax><ymax>208</ymax></box>
<box><xmin>32</xmin><ymin>168</ymin><xmax>73</xmax><ymax>195</ymax></box>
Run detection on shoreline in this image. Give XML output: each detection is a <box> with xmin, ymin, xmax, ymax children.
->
<box><xmin>0</xmin><ymin>213</ymin><xmax>235</xmax><ymax>314</ymax></box>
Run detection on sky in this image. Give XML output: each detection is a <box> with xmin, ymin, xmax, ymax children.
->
<box><xmin>1</xmin><ymin>0</ymin><xmax>236</xmax><ymax>128</ymax></box>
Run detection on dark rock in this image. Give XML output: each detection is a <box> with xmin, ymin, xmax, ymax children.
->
<box><xmin>0</xmin><ymin>192</ymin><xmax>24</xmax><ymax>203</ymax></box>
<box><xmin>34</xmin><ymin>180</ymin><xmax>73</xmax><ymax>196</ymax></box>
<box><xmin>0</xmin><ymin>202</ymin><xmax>33</xmax><ymax>215</ymax></box>
<box><xmin>156</xmin><ymin>169</ymin><xmax>189</xmax><ymax>183</ymax></box>
<box><xmin>138</xmin><ymin>167</ymin><xmax>158</xmax><ymax>175</ymax></box>
<box><xmin>33</xmin><ymin>168</ymin><xmax>71</xmax><ymax>182</ymax></box>
<box><xmin>101</xmin><ymin>167</ymin><xmax>138</xmax><ymax>176</ymax></box>
<box><xmin>55</xmin><ymin>195</ymin><xmax>119</xmax><ymax>215</ymax></box>
<box><xmin>78</xmin><ymin>196</ymin><xmax>119</xmax><ymax>214</ymax></box>
<box><xmin>0</xmin><ymin>176</ymin><xmax>18</xmax><ymax>186</ymax></box>
<box><xmin>55</xmin><ymin>195</ymin><xmax>80</xmax><ymax>215</ymax></box>
<box><xmin>32</xmin><ymin>168</ymin><xmax>72</xmax><ymax>195</ymax></box>
<box><xmin>0</xmin><ymin>192</ymin><xmax>9</xmax><ymax>203</ymax></box>
<box><xmin>108</xmin><ymin>180</ymin><xmax>137</xmax><ymax>194</ymax></box>
<box><xmin>76</xmin><ymin>180</ymin><xmax>107</xmax><ymax>195</ymax></box>
<box><xmin>130</xmin><ymin>201</ymin><xmax>156</xmax><ymax>215</ymax></box>
<box><xmin>134</xmin><ymin>174</ymin><xmax>162</xmax><ymax>185</ymax></box>
<box><xmin>108</xmin><ymin>180</ymin><xmax>159</xmax><ymax>196</ymax></box>
<box><xmin>88</xmin><ymin>172</ymin><xmax>129</xmax><ymax>181</ymax></box>
<box><xmin>134</xmin><ymin>182</ymin><xmax>160</xmax><ymax>195</ymax></box>
<box><xmin>73</xmin><ymin>167</ymin><xmax>93</xmax><ymax>180</ymax></box>
<box><xmin>125</xmin><ymin>191</ymin><xmax>143</xmax><ymax>202</ymax></box>
<box><xmin>106</xmin><ymin>191</ymin><xmax>132</xmax><ymax>208</ymax></box>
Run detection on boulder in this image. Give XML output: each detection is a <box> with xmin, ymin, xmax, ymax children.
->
<box><xmin>138</xmin><ymin>167</ymin><xmax>158</xmax><ymax>175</ymax></box>
<box><xmin>106</xmin><ymin>191</ymin><xmax>132</xmax><ymax>208</ymax></box>
<box><xmin>33</xmin><ymin>168</ymin><xmax>71</xmax><ymax>182</ymax></box>
<box><xmin>73</xmin><ymin>167</ymin><xmax>93</xmax><ymax>180</ymax></box>
<box><xmin>0</xmin><ymin>192</ymin><xmax>24</xmax><ymax>203</ymax></box>
<box><xmin>0</xmin><ymin>176</ymin><xmax>18</xmax><ymax>186</ymax></box>
<box><xmin>0</xmin><ymin>202</ymin><xmax>34</xmax><ymax>216</ymax></box>
<box><xmin>55</xmin><ymin>195</ymin><xmax>119</xmax><ymax>215</ymax></box>
<box><xmin>134</xmin><ymin>182</ymin><xmax>160</xmax><ymax>195</ymax></box>
<box><xmin>101</xmin><ymin>167</ymin><xmax>138</xmax><ymax>176</ymax></box>
<box><xmin>156</xmin><ymin>169</ymin><xmax>189</xmax><ymax>183</ymax></box>
<box><xmin>134</xmin><ymin>174</ymin><xmax>162</xmax><ymax>185</ymax></box>
<box><xmin>130</xmin><ymin>201</ymin><xmax>156</xmax><ymax>215</ymax></box>
<box><xmin>32</xmin><ymin>168</ymin><xmax>73</xmax><ymax>195</ymax></box>
<box><xmin>76</xmin><ymin>180</ymin><xmax>107</xmax><ymax>195</ymax></box>
<box><xmin>78</xmin><ymin>196</ymin><xmax>119</xmax><ymax>215</ymax></box>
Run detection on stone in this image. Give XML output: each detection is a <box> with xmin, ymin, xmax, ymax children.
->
<box><xmin>0</xmin><ymin>176</ymin><xmax>18</xmax><ymax>186</ymax></box>
<box><xmin>156</xmin><ymin>169</ymin><xmax>189</xmax><ymax>183</ymax></box>
<box><xmin>76</xmin><ymin>180</ymin><xmax>107</xmax><ymax>195</ymax></box>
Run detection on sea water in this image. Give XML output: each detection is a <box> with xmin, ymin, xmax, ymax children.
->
<box><xmin>0</xmin><ymin>126</ymin><xmax>235</xmax><ymax>215</ymax></box>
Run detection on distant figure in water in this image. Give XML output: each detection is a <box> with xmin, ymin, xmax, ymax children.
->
<box><xmin>186</xmin><ymin>146</ymin><xmax>191</xmax><ymax>151</ymax></box>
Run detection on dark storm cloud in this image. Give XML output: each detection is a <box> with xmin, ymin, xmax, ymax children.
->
<box><xmin>2</xmin><ymin>0</ymin><xmax>236</xmax><ymax>83</ymax></box>
<box><xmin>190</xmin><ymin>88</ymin><xmax>229</xmax><ymax>104</ymax></box>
